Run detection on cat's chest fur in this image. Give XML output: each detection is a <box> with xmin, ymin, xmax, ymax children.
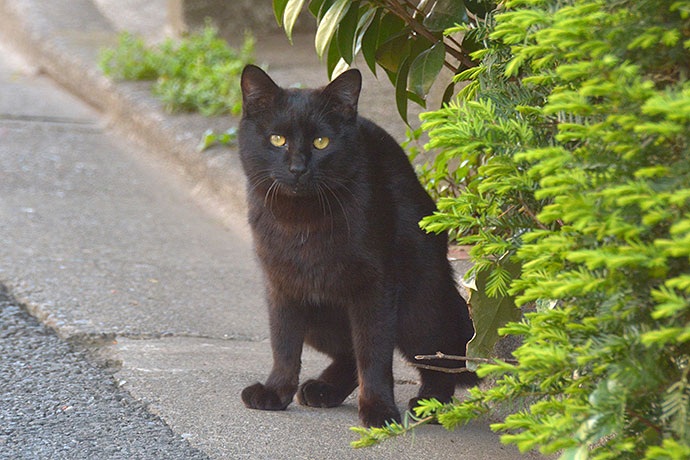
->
<box><xmin>249</xmin><ymin>203</ymin><xmax>381</xmax><ymax>306</ymax></box>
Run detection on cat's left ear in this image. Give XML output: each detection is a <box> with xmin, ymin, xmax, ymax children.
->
<box><xmin>322</xmin><ymin>69</ymin><xmax>361</xmax><ymax>117</ymax></box>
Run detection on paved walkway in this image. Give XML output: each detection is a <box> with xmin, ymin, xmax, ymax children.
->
<box><xmin>0</xmin><ymin>0</ymin><xmax>540</xmax><ymax>458</ymax></box>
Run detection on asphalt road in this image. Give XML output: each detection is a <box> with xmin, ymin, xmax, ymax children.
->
<box><xmin>0</xmin><ymin>286</ymin><xmax>210</xmax><ymax>460</ymax></box>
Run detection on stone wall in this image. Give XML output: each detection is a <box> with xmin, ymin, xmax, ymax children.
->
<box><xmin>167</xmin><ymin>0</ymin><xmax>315</xmax><ymax>38</ymax></box>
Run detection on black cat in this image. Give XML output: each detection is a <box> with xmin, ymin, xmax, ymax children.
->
<box><xmin>238</xmin><ymin>65</ymin><xmax>476</xmax><ymax>427</ymax></box>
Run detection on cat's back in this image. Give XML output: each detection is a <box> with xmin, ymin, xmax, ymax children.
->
<box><xmin>355</xmin><ymin>116</ymin><xmax>451</xmax><ymax>273</ymax></box>
<box><xmin>355</xmin><ymin>117</ymin><xmax>437</xmax><ymax>220</ymax></box>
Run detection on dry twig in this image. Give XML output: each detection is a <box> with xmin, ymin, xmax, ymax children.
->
<box><xmin>414</xmin><ymin>351</ymin><xmax>519</xmax><ymax>364</ymax></box>
<box><xmin>407</xmin><ymin>362</ymin><xmax>473</xmax><ymax>373</ymax></box>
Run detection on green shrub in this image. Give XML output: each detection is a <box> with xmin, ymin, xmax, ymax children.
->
<box><xmin>99</xmin><ymin>26</ymin><xmax>255</xmax><ymax>116</ymax></box>
<box><xmin>273</xmin><ymin>0</ymin><xmax>490</xmax><ymax>122</ymax></box>
<box><xmin>354</xmin><ymin>1</ymin><xmax>690</xmax><ymax>458</ymax></box>
<box><xmin>98</xmin><ymin>32</ymin><xmax>159</xmax><ymax>80</ymax></box>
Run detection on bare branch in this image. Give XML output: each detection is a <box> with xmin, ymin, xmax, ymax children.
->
<box><xmin>415</xmin><ymin>351</ymin><xmax>519</xmax><ymax>364</ymax></box>
<box><xmin>407</xmin><ymin>362</ymin><xmax>473</xmax><ymax>373</ymax></box>
<box><xmin>446</xmin><ymin>34</ymin><xmax>464</xmax><ymax>51</ymax></box>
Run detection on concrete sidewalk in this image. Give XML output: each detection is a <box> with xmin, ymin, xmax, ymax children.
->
<box><xmin>0</xmin><ymin>0</ymin><xmax>426</xmax><ymax>222</ymax></box>
<box><xmin>0</xmin><ymin>0</ymin><xmax>539</xmax><ymax>458</ymax></box>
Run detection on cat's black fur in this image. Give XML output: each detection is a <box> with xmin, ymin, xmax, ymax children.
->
<box><xmin>238</xmin><ymin>65</ymin><xmax>476</xmax><ymax>427</ymax></box>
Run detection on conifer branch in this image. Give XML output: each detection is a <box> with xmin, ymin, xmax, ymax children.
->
<box><xmin>626</xmin><ymin>409</ymin><xmax>663</xmax><ymax>434</ymax></box>
<box><xmin>516</xmin><ymin>196</ymin><xmax>549</xmax><ymax>231</ymax></box>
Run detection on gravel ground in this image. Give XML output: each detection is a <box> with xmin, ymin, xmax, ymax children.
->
<box><xmin>0</xmin><ymin>286</ymin><xmax>210</xmax><ymax>460</ymax></box>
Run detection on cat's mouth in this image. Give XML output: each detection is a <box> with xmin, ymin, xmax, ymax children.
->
<box><xmin>275</xmin><ymin>180</ymin><xmax>313</xmax><ymax>197</ymax></box>
<box><xmin>286</xmin><ymin>184</ymin><xmax>312</xmax><ymax>196</ymax></box>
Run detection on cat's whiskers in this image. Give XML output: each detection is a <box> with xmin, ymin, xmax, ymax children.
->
<box><xmin>264</xmin><ymin>179</ymin><xmax>279</xmax><ymax>210</ymax></box>
<box><xmin>248</xmin><ymin>175</ymin><xmax>273</xmax><ymax>195</ymax></box>
<box><xmin>322</xmin><ymin>182</ymin><xmax>351</xmax><ymax>239</ymax></box>
<box><xmin>316</xmin><ymin>180</ymin><xmax>335</xmax><ymax>240</ymax></box>
<box><xmin>315</xmin><ymin>183</ymin><xmax>327</xmax><ymax>217</ymax></box>
<box><xmin>328</xmin><ymin>174</ymin><xmax>367</xmax><ymax>216</ymax></box>
<box><xmin>269</xmin><ymin>181</ymin><xmax>283</xmax><ymax>215</ymax></box>
<box><xmin>247</xmin><ymin>168</ymin><xmax>272</xmax><ymax>180</ymax></box>
<box><xmin>329</xmin><ymin>177</ymin><xmax>359</xmax><ymax>207</ymax></box>
<box><xmin>246</xmin><ymin>168</ymin><xmax>275</xmax><ymax>195</ymax></box>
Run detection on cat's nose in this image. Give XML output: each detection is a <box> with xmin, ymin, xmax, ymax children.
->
<box><xmin>289</xmin><ymin>163</ymin><xmax>307</xmax><ymax>178</ymax></box>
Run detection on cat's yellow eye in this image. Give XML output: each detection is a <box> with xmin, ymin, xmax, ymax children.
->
<box><xmin>270</xmin><ymin>135</ymin><xmax>286</xmax><ymax>147</ymax></box>
<box><xmin>313</xmin><ymin>137</ymin><xmax>330</xmax><ymax>149</ymax></box>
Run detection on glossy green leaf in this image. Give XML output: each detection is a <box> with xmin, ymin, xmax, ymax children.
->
<box><xmin>360</xmin><ymin>9</ymin><xmax>381</xmax><ymax>75</ymax></box>
<box><xmin>375</xmin><ymin>30</ymin><xmax>410</xmax><ymax>74</ymax></box>
<box><xmin>273</xmin><ymin>0</ymin><xmax>289</xmax><ymax>26</ymax></box>
<box><xmin>315</xmin><ymin>0</ymin><xmax>352</xmax><ymax>58</ymax></box>
<box><xmin>308</xmin><ymin>0</ymin><xmax>326</xmax><ymax>17</ymax></box>
<box><xmin>284</xmin><ymin>0</ymin><xmax>307</xmax><ymax>43</ymax></box>
<box><xmin>377</xmin><ymin>12</ymin><xmax>405</xmax><ymax>47</ymax></box>
<box><xmin>408</xmin><ymin>40</ymin><xmax>445</xmax><ymax>100</ymax></box>
<box><xmin>409</xmin><ymin>33</ymin><xmax>434</xmax><ymax>59</ymax></box>
<box><xmin>332</xmin><ymin>57</ymin><xmax>350</xmax><ymax>78</ymax></box>
<box><xmin>371</xmin><ymin>12</ymin><xmax>406</xmax><ymax>74</ymax></box>
<box><xmin>337</xmin><ymin>1</ymin><xmax>359</xmax><ymax>64</ymax></box>
<box><xmin>383</xmin><ymin>68</ymin><xmax>397</xmax><ymax>87</ymax></box>
<box><xmin>465</xmin><ymin>260</ymin><xmax>522</xmax><ymax>370</ymax></box>
<box><xmin>353</xmin><ymin>7</ymin><xmax>376</xmax><ymax>57</ymax></box>
<box><xmin>395</xmin><ymin>57</ymin><xmax>411</xmax><ymax>124</ymax></box>
<box><xmin>407</xmin><ymin>90</ymin><xmax>426</xmax><ymax>108</ymax></box>
<box><xmin>326</xmin><ymin>34</ymin><xmax>341</xmax><ymax>78</ymax></box>
<box><xmin>423</xmin><ymin>0</ymin><xmax>467</xmax><ymax>32</ymax></box>
<box><xmin>355</xmin><ymin>7</ymin><xmax>377</xmax><ymax>42</ymax></box>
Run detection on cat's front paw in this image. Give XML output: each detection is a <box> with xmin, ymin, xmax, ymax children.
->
<box><xmin>358</xmin><ymin>399</ymin><xmax>401</xmax><ymax>428</ymax></box>
<box><xmin>296</xmin><ymin>379</ymin><xmax>347</xmax><ymax>408</ymax></box>
<box><xmin>241</xmin><ymin>382</ymin><xmax>291</xmax><ymax>411</ymax></box>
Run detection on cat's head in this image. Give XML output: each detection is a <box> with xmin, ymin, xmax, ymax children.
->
<box><xmin>238</xmin><ymin>65</ymin><xmax>362</xmax><ymax>199</ymax></box>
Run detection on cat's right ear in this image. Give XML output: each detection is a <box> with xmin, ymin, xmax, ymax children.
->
<box><xmin>241</xmin><ymin>65</ymin><xmax>281</xmax><ymax>115</ymax></box>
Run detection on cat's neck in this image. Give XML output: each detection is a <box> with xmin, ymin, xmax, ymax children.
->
<box><xmin>248</xmin><ymin>179</ymin><xmax>365</xmax><ymax>239</ymax></box>
<box><xmin>249</xmin><ymin>190</ymin><xmax>332</xmax><ymax>229</ymax></box>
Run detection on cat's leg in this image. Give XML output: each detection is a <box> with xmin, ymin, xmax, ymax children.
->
<box><xmin>397</xmin><ymin>288</ymin><xmax>477</xmax><ymax>412</ymax></box>
<box><xmin>348</xmin><ymin>297</ymin><xmax>401</xmax><ymax>427</ymax></box>
<box><xmin>407</xmin><ymin>369</ymin><xmax>457</xmax><ymax>411</ymax></box>
<box><xmin>241</xmin><ymin>296</ymin><xmax>305</xmax><ymax>411</ymax></box>
<box><xmin>297</xmin><ymin>315</ymin><xmax>358</xmax><ymax>407</ymax></box>
<box><xmin>407</xmin><ymin>364</ymin><xmax>479</xmax><ymax>411</ymax></box>
<box><xmin>296</xmin><ymin>354</ymin><xmax>358</xmax><ymax>408</ymax></box>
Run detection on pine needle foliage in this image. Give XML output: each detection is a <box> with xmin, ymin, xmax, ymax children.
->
<box><xmin>355</xmin><ymin>1</ymin><xmax>690</xmax><ymax>458</ymax></box>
